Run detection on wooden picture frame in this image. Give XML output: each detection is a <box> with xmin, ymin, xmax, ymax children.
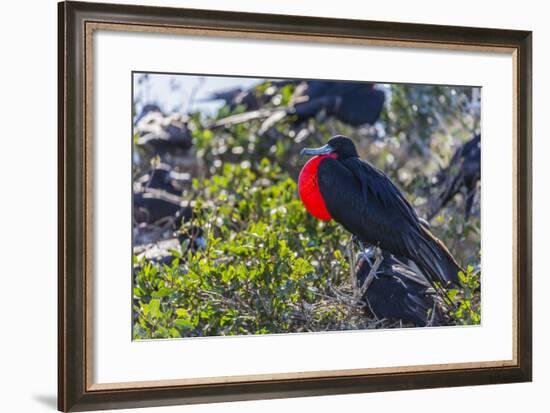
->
<box><xmin>58</xmin><ymin>1</ymin><xmax>532</xmax><ymax>411</ymax></box>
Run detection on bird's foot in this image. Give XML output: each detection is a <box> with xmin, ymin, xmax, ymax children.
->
<box><xmin>355</xmin><ymin>246</ymin><xmax>384</xmax><ymax>301</ymax></box>
<box><xmin>350</xmin><ymin>235</ymin><xmax>366</xmax><ymax>251</ymax></box>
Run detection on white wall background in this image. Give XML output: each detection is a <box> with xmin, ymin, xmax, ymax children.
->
<box><xmin>0</xmin><ymin>0</ymin><xmax>545</xmax><ymax>412</ymax></box>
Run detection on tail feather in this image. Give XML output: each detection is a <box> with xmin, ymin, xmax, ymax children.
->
<box><xmin>414</xmin><ymin>227</ymin><xmax>463</xmax><ymax>288</ymax></box>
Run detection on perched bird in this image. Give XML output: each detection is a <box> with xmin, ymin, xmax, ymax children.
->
<box><xmin>299</xmin><ymin>135</ymin><xmax>463</xmax><ymax>289</ymax></box>
<box><xmin>133</xmin><ymin>190</ymin><xmax>193</xmax><ymax>246</ymax></box>
<box><xmin>133</xmin><ymin>190</ymin><xmax>192</xmax><ymax>227</ymax></box>
<box><xmin>291</xmin><ymin>81</ymin><xmax>385</xmax><ymax>126</ymax></box>
<box><xmin>355</xmin><ymin>248</ymin><xmax>446</xmax><ymax>326</ymax></box>
<box><xmin>428</xmin><ymin>134</ymin><xmax>481</xmax><ymax>220</ymax></box>
<box><xmin>211</xmin><ymin>80</ymin><xmax>385</xmax><ymax>131</ymax></box>
<box><xmin>134</xmin><ymin>163</ymin><xmax>191</xmax><ymax>196</ymax></box>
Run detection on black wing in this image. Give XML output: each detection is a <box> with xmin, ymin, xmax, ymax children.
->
<box><xmin>318</xmin><ymin>157</ymin><xmax>422</xmax><ymax>254</ymax></box>
<box><xmin>348</xmin><ymin>157</ymin><xmax>420</xmax><ymax>225</ymax></box>
<box><xmin>360</xmin><ymin>260</ymin><xmax>443</xmax><ymax>326</ymax></box>
<box><xmin>318</xmin><ymin>157</ymin><xmax>461</xmax><ymax>286</ymax></box>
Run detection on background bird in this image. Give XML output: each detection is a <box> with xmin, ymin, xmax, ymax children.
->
<box><xmin>211</xmin><ymin>80</ymin><xmax>385</xmax><ymax>133</ymax></box>
<box><xmin>355</xmin><ymin>248</ymin><xmax>446</xmax><ymax>327</ymax></box>
<box><xmin>134</xmin><ymin>163</ymin><xmax>191</xmax><ymax>196</ymax></box>
<box><xmin>133</xmin><ymin>190</ymin><xmax>192</xmax><ymax>227</ymax></box>
<box><xmin>299</xmin><ymin>135</ymin><xmax>463</xmax><ymax>291</ymax></box>
<box><xmin>428</xmin><ymin>133</ymin><xmax>481</xmax><ymax>220</ymax></box>
<box><xmin>291</xmin><ymin>80</ymin><xmax>385</xmax><ymax>126</ymax></box>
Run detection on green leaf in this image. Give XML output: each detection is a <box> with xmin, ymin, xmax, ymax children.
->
<box><xmin>148</xmin><ymin>299</ymin><xmax>161</xmax><ymax>319</ymax></box>
<box><xmin>152</xmin><ymin>287</ymin><xmax>174</xmax><ymax>298</ymax></box>
<box><xmin>174</xmin><ymin>318</ymin><xmax>194</xmax><ymax>329</ymax></box>
<box><xmin>176</xmin><ymin>308</ymin><xmax>190</xmax><ymax>319</ymax></box>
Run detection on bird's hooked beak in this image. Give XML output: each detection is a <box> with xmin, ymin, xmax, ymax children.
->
<box><xmin>300</xmin><ymin>144</ymin><xmax>334</xmax><ymax>157</ymax></box>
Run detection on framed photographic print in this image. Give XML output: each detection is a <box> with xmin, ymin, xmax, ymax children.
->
<box><xmin>58</xmin><ymin>1</ymin><xmax>532</xmax><ymax>411</ymax></box>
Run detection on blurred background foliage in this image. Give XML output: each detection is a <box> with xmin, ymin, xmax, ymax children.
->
<box><xmin>132</xmin><ymin>74</ymin><xmax>481</xmax><ymax>339</ymax></box>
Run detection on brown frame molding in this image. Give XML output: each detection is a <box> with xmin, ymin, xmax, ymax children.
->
<box><xmin>58</xmin><ymin>1</ymin><xmax>532</xmax><ymax>411</ymax></box>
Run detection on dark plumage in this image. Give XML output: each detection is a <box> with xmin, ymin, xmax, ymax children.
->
<box><xmin>301</xmin><ymin>136</ymin><xmax>463</xmax><ymax>289</ymax></box>
<box><xmin>292</xmin><ymin>81</ymin><xmax>385</xmax><ymax>126</ymax></box>
<box><xmin>428</xmin><ymin>134</ymin><xmax>481</xmax><ymax>220</ymax></box>
<box><xmin>135</xmin><ymin>104</ymin><xmax>162</xmax><ymax>123</ymax></box>
<box><xmin>134</xmin><ymin>163</ymin><xmax>191</xmax><ymax>196</ymax></box>
<box><xmin>356</xmin><ymin>248</ymin><xmax>446</xmax><ymax>326</ymax></box>
<box><xmin>177</xmin><ymin>226</ymin><xmax>207</xmax><ymax>252</ymax></box>
<box><xmin>211</xmin><ymin>80</ymin><xmax>385</xmax><ymax>131</ymax></box>
<box><xmin>133</xmin><ymin>190</ymin><xmax>191</xmax><ymax>227</ymax></box>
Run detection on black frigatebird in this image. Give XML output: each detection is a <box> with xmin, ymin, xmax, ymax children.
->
<box><xmin>256</xmin><ymin>81</ymin><xmax>385</xmax><ymax>133</ymax></box>
<box><xmin>299</xmin><ymin>135</ymin><xmax>463</xmax><ymax>288</ymax></box>
<box><xmin>428</xmin><ymin>134</ymin><xmax>481</xmax><ymax>220</ymax></box>
<box><xmin>291</xmin><ymin>81</ymin><xmax>386</xmax><ymax>126</ymax></box>
<box><xmin>134</xmin><ymin>163</ymin><xmax>191</xmax><ymax>196</ymax></box>
<box><xmin>133</xmin><ymin>190</ymin><xmax>192</xmax><ymax>227</ymax></box>
<box><xmin>355</xmin><ymin>248</ymin><xmax>446</xmax><ymax>326</ymax></box>
<box><xmin>211</xmin><ymin>80</ymin><xmax>385</xmax><ymax>131</ymax></box>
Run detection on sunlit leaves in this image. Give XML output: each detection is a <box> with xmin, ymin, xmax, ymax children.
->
<box><xmin>449</xmin><ymin>265</ymin><xmax>481</xmax><ymax>325</ymax></box>
<box><xmin>133</xmin><ymin>159</ymin><xmax>354</xmax><ymax>339</ymax></box>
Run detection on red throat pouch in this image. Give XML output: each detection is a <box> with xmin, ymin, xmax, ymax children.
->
<box><xmin>298</xmin><ymin>154</ymin><xmax>337</xmax><ymax>221</ymax></box>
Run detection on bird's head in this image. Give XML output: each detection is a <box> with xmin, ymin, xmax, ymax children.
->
<box><xmin>300</xmin><ymin>135</ymin><xmax>358</xmax><ymax>159</ymax></box>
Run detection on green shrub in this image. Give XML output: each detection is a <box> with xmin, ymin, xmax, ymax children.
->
<box><xmin>449</xmin><ymin>265</ymin><xmax>481</xmax><ymax>325</ymax></box>
<box><xmin>133</xmin><ymin>159</ymin><xmax>370</xmax><ymax>339</ymax></box>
